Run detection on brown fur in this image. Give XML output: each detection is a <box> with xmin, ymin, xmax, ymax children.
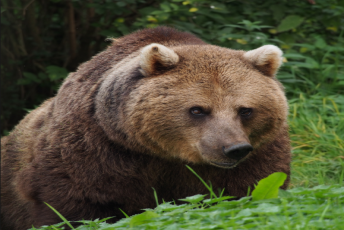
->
<box><xmin>1</xmin><ymin>27</ymin><xmax>291</xmax><ymax>230</ymax></box>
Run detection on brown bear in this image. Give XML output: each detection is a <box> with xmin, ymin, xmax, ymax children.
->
<box><xmin>1</xmin><ymin>26</ymin><xmax>291</xmax><ymax>230</ymax></box>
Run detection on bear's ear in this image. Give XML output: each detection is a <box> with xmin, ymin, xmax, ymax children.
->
<box><xmin>140</xmin><ymin>43</ymin><xmax>179</xmax><ymax>76</ymax></box>
<box><xmin>243</xmin><ymin>45</ymin><xmax>283</xmax><ymax>77</ymax></box>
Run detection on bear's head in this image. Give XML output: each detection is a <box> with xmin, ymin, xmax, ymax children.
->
<box><xmin>96</xmin><ymin>43</ymin><xmax>287</xmax><ymax>169</ymax></box>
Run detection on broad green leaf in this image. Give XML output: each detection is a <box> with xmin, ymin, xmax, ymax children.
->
<box><xmin>277</xmin><ymin>15</ymin><xmax>304</xmax><ymax>32</ymax></box>
<box><xmin>129</xmin><ymin>211</ymin><xmax>159</xmax><ymax>227</ymax></box>
<box><xmin>314</xmin><ymin>36</ymin><xmax>327</xmax><ymax>49</ymax></box>
<box><xmin>253</xmin><ymin>203</ymin><xmax>281</xmax><ymax>214</ymax></box>
<box><xmin>155</xmin><ymin>203</ymin><xmax>186</xmax><ymax>212</ymax></box>
<box><xmin>179</xmin><ymin>194</ymin><xmax>207</xmax><ymax>204</ymax></box>
<box><xmin>203</xmin><ymin>196</ymin><xmax>235</xmax><ymax>204</ymax></box>
<box><xmin>251</xmin><ymin>172</ymin><xmax>287</xmax><ymax>201</ymax></box>
<box><xmin>170</xmin><ymin>3</ymin><xmax>179</xmax><ymax>10</ymax></box>
<box><xmin>236</xmin><ymin>208</ymin><xmax>252</xmax><ymax>218</ymax></box>
<box><xmin>160</xmin><ymin>3</ymin><xmax>171</xmax><ymax>12</ymax></box>
<box><xmin>214</xmin><ymin>196</ymin><xmax>251</xmax><ymax>209</ymax></box>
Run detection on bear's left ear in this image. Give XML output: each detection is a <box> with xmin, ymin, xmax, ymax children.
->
<box><xmin>140</xmin><ymin>43</ymin><xmax>179</xmax><ymax>76</ymax></box>
<box><xmin>243</xmin><ymin>45</ymin><xmax>283</xmax><ymax>77</ymax></box>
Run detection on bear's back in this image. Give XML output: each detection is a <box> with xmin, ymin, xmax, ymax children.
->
<box><xmin>74</xmin><ymin>27</ymin><xmax>206</xmax><ymax>83</ymax></box>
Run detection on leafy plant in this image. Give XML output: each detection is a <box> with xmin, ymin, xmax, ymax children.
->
<box><xmin>251</xmin><ymin>172</ymin><xmax>287</xmax><ymax>201</ymax></box>
<box><xmin>33</xmin><ymin>172</ymin><xmax>343</xmax><ymax>229</ymax></box>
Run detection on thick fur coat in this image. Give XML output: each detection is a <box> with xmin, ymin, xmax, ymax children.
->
<box><xmin>1</xmin><ymin>27</ymin><xmax>291</xmax><ymax>229</ymax></box>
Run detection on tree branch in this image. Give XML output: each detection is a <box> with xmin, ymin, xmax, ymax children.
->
<box><xmin>25</xmin><ymin>0</ymin><xmax>42</xmax><ymax>46</ymax></box>
<box><xmin>67</xmin><ymin>0</ymin><xmax>77</xmax><ymax>58</ymax></box>
<box><xmin>23</xmin><ymin>0</ymin><xmax>35</xmax><ymax>16</ymax></box>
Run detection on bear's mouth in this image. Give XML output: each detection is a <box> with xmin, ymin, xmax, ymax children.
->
<box><xmin>209</xmin><ymin>161</ymin><xmax>238</xmax><ymax>169</ymax></box>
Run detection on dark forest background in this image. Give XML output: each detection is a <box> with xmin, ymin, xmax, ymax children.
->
<box><xmin>1</xmin><ymin>0</ymin><xmax>343</xmax><ymax>135</ymax></box>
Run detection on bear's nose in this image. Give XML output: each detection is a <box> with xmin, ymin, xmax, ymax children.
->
<box><xmin>222</xmin><ymin>143</ymin><xmax>253</xmax><ymax>161</ymax></box>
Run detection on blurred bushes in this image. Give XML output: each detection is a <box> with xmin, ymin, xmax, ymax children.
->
<box><xmin>1</xmin><ymin>0</ymin><xmax>344</xmax><ymax>134</ymax></box>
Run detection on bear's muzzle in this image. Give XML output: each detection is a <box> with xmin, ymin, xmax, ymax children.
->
<box><xmin>222</xmin><ymin>143</ymin><xmax>253</xmax><ymax>161</ymax></box>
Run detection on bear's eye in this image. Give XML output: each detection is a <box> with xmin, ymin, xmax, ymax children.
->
<box><xmin>239</xmin><ymin>108</ymin><xmax>253</xmax><ymax>117</ymax></box>
<box><xmin>190</xmin><ymin>107</ymin><xmax>205</xmax><ymax>116</ymax></box>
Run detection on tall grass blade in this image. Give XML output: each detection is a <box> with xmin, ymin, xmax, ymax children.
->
<box><xmin>44</xmin><ymin>202</ymin><xmax>75</xmax><ymax>230</ymax></box>
<box><xmin>185</xmin><ymin>165</ymin><xmax>218</xmax><ymax>198</ymax></box>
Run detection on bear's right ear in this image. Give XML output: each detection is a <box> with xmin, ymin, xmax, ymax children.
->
<box><xmin>140</xmin><ymin>43</ymin><xmax>179</xmax><ymax>76</ymax></box>
<box><xmin>243</xmin><ymin>45</ymin><xmax>283</xmax><ymax>77</ymax></box>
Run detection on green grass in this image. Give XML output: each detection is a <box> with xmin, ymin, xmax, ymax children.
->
<box><xmin>94</xmin><ymin>185</ymin><xmax>344</xmax><ymax>230</ymax></box>
<box><xmin>35</xmin><ymin>179</ymin><xmax>344</xmax><ymax>230</ymax></box>
<box><xmin>289</xmin><ymin>93</ymin><xmax>344</xmax><ymax>188</ymax></box>
<box><xmin>81</xmin><ymin>185</ymin><xmax>344</xmax><ymax>230</ymax></box>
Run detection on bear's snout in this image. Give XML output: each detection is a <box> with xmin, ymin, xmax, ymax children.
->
<box><xmin>222</xmin><ymin>143</ymin><xmax>253</xmax><ymax>161</ymax></box>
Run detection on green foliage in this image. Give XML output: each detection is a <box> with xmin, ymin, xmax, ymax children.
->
<box><xmin>277</xmin><ymin>15</ymin><xmax>304</xmax><ymax>32</ymax></box>
<box><xmin>179</xmin><ymin>194</ymin><xmax>208</xmax><ymax>204</ymax></box>
<box><xmin>251</xmin><ymin>172</ymin><xmax>287</xmax><ymax>201</ymax></box>
<box><xmin>34</xmin><ymin>174</ymin><xmax>344</xmax><ymax>229</ymax></box>
<box><xmin>129</xmin><ymin>211</ymin><xmax>159</xmax><ymax>227</ymax></box>
<box><xmin>289</xmin><ymin>93</ymin><xmax>344</xmax><ymax>187</ymax></box>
